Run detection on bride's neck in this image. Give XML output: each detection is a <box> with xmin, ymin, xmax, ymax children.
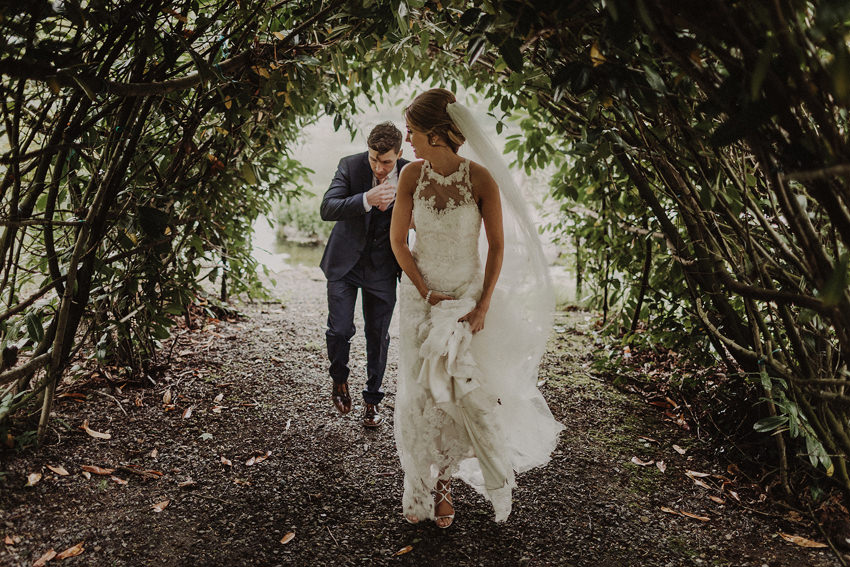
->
<box><xmin>426</xmin><ymin>149</ymin><xmax>462</xmax><ymax>175</ymax></box>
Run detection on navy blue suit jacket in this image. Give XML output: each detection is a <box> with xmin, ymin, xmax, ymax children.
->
<box><xmin>319</xmin><ymin>152</ymin><xmax>409</xmax><ymax>281</ymax></box>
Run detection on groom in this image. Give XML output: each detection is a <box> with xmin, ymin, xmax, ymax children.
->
<box><xmin>319</xmin><ymin>122</ymin><xmax>408</xmax><ymax>428</ymax></box>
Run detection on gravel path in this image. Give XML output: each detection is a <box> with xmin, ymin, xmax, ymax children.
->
<box><xmin>0</xmin><ymin>263</ymin><xmax>841</xmax><ymax>566</ymax></box>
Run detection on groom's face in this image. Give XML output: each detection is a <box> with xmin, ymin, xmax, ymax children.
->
<box><xmin>368</xmin><ymin>148</ymin><xmax>402</xmax><ymax>182</ymax></box>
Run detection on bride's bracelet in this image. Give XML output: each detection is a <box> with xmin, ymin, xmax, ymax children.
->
<box><xmin>424</xmin><ymin>290</ymin><xmax>432</xmax><ymax>304</ymax></box>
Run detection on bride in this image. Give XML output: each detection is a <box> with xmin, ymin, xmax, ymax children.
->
<box><xmin>389</xmin><ymin>88</ymin><xmax>564</xmax><ymax>528</ymax></box>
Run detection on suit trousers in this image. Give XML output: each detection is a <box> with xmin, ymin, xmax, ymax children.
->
<box><xmin>325</xmin><ymin>260</ymin><xmax>397</xmax><ymax>405</ymax></box>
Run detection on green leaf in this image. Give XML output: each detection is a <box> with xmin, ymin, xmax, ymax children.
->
<box><xmin>642</xmin><ymin>64</ymin><xmax>666</xmax><ymax>93</ymax></box>
<box><xmin>241</xmin><ymin>162</ymin><xmax>258</xmax><ymax>185</ymax></box>
<box><xmin>459</xmin><ymin>7</ymin><xmax>481</xmax><ymax>27</ymax></box>
<box><xmin>467</xmin><ymin>36</ymin><xmax>487</xmax><ymax>66</ymax></box>
<box><xmin>498</xmin><ymin>38</ymin><xmax>523</xmax><ymax>73</ymax></box>
<box><xmin>753</xmin><ymin>415</ymin><xmax>788</xmax><ymax>433</ymax></box>
<box><xmin>819</xmin><ymin>253</ymin><xmax>849</xmax><ymax>307</ymax></box>
<box><xmin>25</xmin><ymin>313</ymin><xmax>44</xmax><ymax>344</ymax></box>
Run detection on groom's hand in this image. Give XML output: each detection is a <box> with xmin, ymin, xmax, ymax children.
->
<box><xmin>366</xmin><ymin>181</ymin><xmax>396</xmax><ymax>211</ymax></box>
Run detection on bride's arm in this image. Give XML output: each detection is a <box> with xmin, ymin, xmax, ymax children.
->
<box><xmin>390</xmin><ymin>164</ymin><xmax>454</xmax><ymax>304</ymax></box>
<box><xmin>459</xmin><ymin>164</ymin><xmax>504</xmax><ymax>333</ymax></box>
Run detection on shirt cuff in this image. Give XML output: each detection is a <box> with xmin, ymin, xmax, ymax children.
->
<box><xmin>362</xmin><ymin>192</ymin><xmax>372</xmax><ymax>211</ymax></box>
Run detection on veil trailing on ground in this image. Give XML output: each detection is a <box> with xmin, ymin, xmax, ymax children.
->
<box><xmin>445</xmin><ymin>102</ymin><xmax>560</xmax><ymax>478</ymax></box>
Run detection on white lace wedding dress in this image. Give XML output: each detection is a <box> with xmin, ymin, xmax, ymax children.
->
<box><xmin>394</xmin><ymin>159</ymin><xmax>564</xmax><ymax>523</ymax></box>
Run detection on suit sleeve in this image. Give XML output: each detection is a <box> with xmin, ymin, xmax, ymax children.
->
<box><xmin>320</xmin><ymin>158</ymin><xmax>369</xmax><ymax>221</ymax></box>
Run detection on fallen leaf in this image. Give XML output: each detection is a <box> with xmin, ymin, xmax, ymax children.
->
<box><xmin>656</xmin><ymin>461</ymin><xmax>667</xmax><ymax>473</ymax></box>
<box><xmin>46</xmin><ymin>465</ymin><xmax>69</xmax><ymax>476</ymax></box>
<box><xmin>672</xmin><ymin>444</ymin><xmax>686</xmax><ymax>455</ymax></box>
<box><xmin>162</xmin><ymin>390</ymin><xmax>172</xmax><ymax>404</ymax></box>
<box><xmin>211</xmin><ymin>406</ymin><xmax>224</xmax><ymax>414</ymax></box>
<box><xmin>665</xmin><ymin>396</ymin><xmax>679</xmax><ymax>408</ymax></box>
<box><xmin>220</xmin><ymin>456</ymin><xmax>232</xmax><ymax>467</ymax></box>
<box><xmin>33</xmin><ymin>548</ymin><xmax>57</xmax><ymax>566</ymax></box>
<box><xmin>57</xmin><ymin>392</ymin><xmax>87</xmax><ymax>401</ymax></box>
<box><xmin>110</xmin><ymin>476</ymin><xmax>128</xmax><ymax>485</ymax></box>
<box><xmin>251</xmin><ymin>66</ymin><xmax>271</xmax><ymax>78</ymax></box>
<box><xmin>273</xmin><ymin>31</ymin><xmax>286</xmax><ymax>40</ymax></box>
<box><xmin>182</xmin><ymin>407</ymin><xmax>193</xmax><ymax>419</ymax></box>
<box><xmin>786</xmin><ymin>511</ymin><xmax>804</xmax><ymax>523</ymax></box>
<box><xmin>680</xmin><ymin>511</ymin><xmax>710</xmax><ymax>522</ymax></box>
<box><xmin>81</xmin><ymin>471</ymin><xmax>91</xmax><ymax>480</ymax></box>
<box><xmin>254</xmin><ymin>451</ymin><xmax>272</xmax><ymax>464</ymax></box>
<box><xmin>56</xmin><ymin>541</ymin><xmax>84</xmax><ymax>559</ymax></box>
<box><xmin>709</xmin><ymin>495</ymin><xmax>725</xmax><ymax>504</ymax></box>
<box><xmin>213</xmin><ymin>393</ymin><xmax>224</xmax><ymax>404</ymax></box>
<box><xmin>631</xmin><ymin>456</ymin><xmax>654</xmax><ymax>466</ymax></box>
<box><xmin>728</xmin><ymin>490</ymin><xmax>740</xmax><ymax>502</ymax></box>
<box><xmin>393</xmin><ymin>545</ymin><xmax>413</xmax><ymax>556</ymax></box>
<box><xmin>81</xmin><ymin>465</ymin><xmax>115</xmax><ymax>476</ymax></box>
<box><xmin>178</xmin><ymin>479</ymin><xmax>196</xmax><ymax>488</ymax></box>
<box><xmin>245</xmin><ymin>456</ymin><xmax>256</xmax><ymax>466</ymax></box>
<box><xmin>80</xmin><ymin>420</ymin><xmax>111</xmax><ymax>440</ymax></box>
<box><xmin>150</xmin><ymin>448</ymin><xmax>158</xmax><ymax>459</ymax></box>
<box><xmin>280</xmin><ymin>532</ymin><xmax>295</xmax><ymax>544</ymax></box>
<box><xmin>638</xmin><ymin>436</ymin><xmax>658</xmax><ymax>444</ymax></box>
<box><xmin>26</xmin><ymin>472</ymin><xmax>43</xmax><ymax>487</ymax></box>
<box><xmin>778</xmin><ymin>533</ymin><xmax>828</xmax><ymax>548</ymax></box>
<box><xmin>4</xmin><ymin>535</ymin><xmax>13</xmax><ymax>545</ymax></box>
<box><xmin>152</xmin><ymin>500</ymin><xmax>170</xmax><ymax>512</ymax></box>
<box><xmin>686</xmin><ymin>469</ymin><xmax>711</xmax><ymax>477</ymax></box>
<box><xmin>660</xmin><ymin>506</ymin><xmax>679</xmax><ymax>515</ymax></box>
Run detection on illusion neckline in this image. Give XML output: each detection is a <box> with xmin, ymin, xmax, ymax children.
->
<box><xmin>424</xmin><ymin>159</ymin><xmax>468</xmax><ymax>181</ymax></box>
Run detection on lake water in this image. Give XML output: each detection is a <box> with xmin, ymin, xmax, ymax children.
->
<box><xmin>252</xmin><ymin>216</ymin><xmax>324</xmax><ymax>272</ymax></box>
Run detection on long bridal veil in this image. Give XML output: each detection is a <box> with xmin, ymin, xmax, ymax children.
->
<box><xmin>445</xmin><ymin>102</ymin><xmax>563</xmax><ymax>477</ymax></box>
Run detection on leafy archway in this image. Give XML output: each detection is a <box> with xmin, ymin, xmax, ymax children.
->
<box><xmin>2</xmin><ymin>0</ymin><xmax>850</xmax><ymax>498</ymax></box>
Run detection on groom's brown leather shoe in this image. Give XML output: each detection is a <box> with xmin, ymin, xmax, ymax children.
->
<box><xmin>363</xmin><ymin>403</ymin><xmax>383</xmax><ymax>428</ymax></box>
<box><xmin>332</xmin><ymin>382</ymin><xmax>351</xmax><ymax>415</ymax></box>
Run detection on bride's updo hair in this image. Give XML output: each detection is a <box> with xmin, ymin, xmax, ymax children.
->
<box><xmin>404</xmin><ymin>88</ymin><xmax>466</xmax><ymax>153</ymax></box>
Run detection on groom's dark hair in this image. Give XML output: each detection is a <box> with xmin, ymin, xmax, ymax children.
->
<box><xmin>367</xmin><ymin>122</ymin><xmax>403</xmax><ymax>154</ymax></box>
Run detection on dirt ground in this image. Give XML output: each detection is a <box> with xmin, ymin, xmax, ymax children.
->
<box><xmin>0</xmin><ymin>263</ymin><xmax>844</xmax><ymax>566</ymax></box>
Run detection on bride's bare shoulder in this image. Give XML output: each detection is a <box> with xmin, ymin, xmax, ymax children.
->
<box><xmin>400</xmin><ymin>160</ymin><xmax>424</xmax><ymax>178</ymax></box>
<box><xmin>467</xmin><ymin>160</ymin><xmax>497</xmax><ymax>191</ymax></box>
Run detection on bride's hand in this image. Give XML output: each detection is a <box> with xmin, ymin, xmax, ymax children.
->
<box><xmin>459</xmin><ymin>304</ymin><xmax>488</xmax><ymax>333</ymax></box>
<box><xmin>427</xmin><ymin>291</ymin><xmax>454</xmax><ymax>305</ymax></box>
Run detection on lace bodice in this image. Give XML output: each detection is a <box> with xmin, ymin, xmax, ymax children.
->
<box><xmin>411</xmin><ymin>159</ymin><xmax>482</xmax><ymax>293</ymax></box>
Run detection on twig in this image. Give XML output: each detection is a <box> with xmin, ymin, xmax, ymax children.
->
<box><xmin>807</xmin><ymin>501</ymin><xmax>850</xmax><ymax>567</ymax></box>
<box><xmin>117</xmin><ymin>466</ymin><xmax>164</xmax><ymax>480</ymax></box>
<box><xmin>91</xmin><ymin>389</ymin><xmax>127</xmax><ymax>416</ymax></box>
<box><xmin>782</xmin><ymin>164</ymin><xmax>850</xmax><ymax>182</ymax></box>
<box><xmin>326</xmin><ymin>526</ymin><xmax>338</xmax><ymax>546</ymax></box>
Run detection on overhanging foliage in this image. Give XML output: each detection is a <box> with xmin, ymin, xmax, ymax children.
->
<box><xmin>1</xmin><ymin>0</ymin><xmax>849</xmax><ymax>498</ymax></box>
